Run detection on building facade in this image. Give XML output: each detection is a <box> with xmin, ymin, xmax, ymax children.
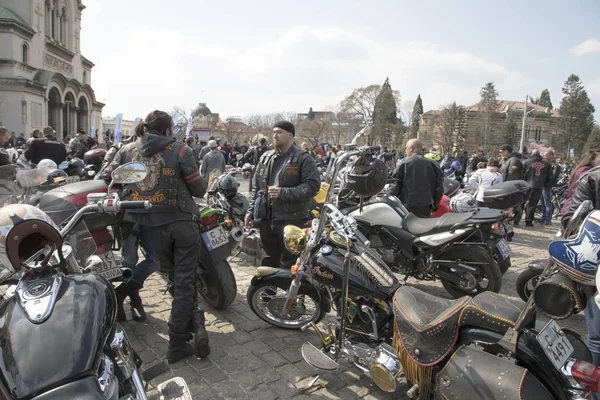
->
<box><xmin>418</xmin><ymin>100</ymin><xmax>562</xmax><ymax>155</ymax></box>
<box><xmin>0</xmin><ymin>0</ymin><xmax>103</xmax><ymax>139</ymax></box>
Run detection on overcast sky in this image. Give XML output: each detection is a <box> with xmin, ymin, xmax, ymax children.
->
<box><xmin>80</xmin><ymin>0</ymin><xmax>600</xmax><ymax>121</ymax></box>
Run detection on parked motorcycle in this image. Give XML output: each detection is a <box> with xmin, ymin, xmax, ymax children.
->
<box><xmin>58</xmin><ymin>157</ymin><xmax>85</xmax><ymax>183</ymax></box>
<box><xmin>83</xmin><ymin>148</ymin><xmax>107</xmax><ymax>179</ymax></box>
<box><xmin>37</xmin><ymin>169</ymin><xmax>239</xmax><ymax>310</ymax></box>
<box><xmin>0</xmin><ymin>162</ymin><xmax>192</xmax><ymax>399</ymax></box>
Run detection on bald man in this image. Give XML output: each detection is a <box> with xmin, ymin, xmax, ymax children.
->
<box><xmin>391</xmin><ymin>139</ymin><xmax>444</xmax><ymax>217</ymax></box>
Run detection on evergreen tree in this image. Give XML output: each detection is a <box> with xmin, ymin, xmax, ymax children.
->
<box><xmin>373</xmin><ymin>77</ymin><xmax>399</xmax><ymax>146</ymax></box>
<box><xmin>536</xmin><ymin>89</ymin><xmax>553</xmax><ymax>110</ymax></box>
<box><xmin>410</xmin><ymin>94</ymin><xmax>424</xmax><ymax>138</ymax></box>
<box><xmin>307</xmin><ymin>107</ymin><xmax>315</xmax><ymax>120</ymax></box>
<box><xmin>501</xmin><ymin>109</ymin><xmax>520</xmax><ymax>147</ymax></box>
<box><xmin>477</xmin><ymin>82</ymin><xmax>500</xmax><ymax>153</ymax></box>
<box><xmin>558</xmin><ymin>74</ymin><xmax>596</xmax><ymax>155</ymax></box>
<box><xmin>585</xmin><ymin>124</ymin><xmax>600</xmax><ymax>151</ymax></box>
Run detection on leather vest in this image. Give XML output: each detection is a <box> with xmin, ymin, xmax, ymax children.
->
<box><xmin>123</xmin><ymin>141</ymin><xmax>198</xmax><ymax>216</ymax></box>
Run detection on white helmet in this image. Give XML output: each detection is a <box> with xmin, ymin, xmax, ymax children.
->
<box><xmin>450</xmin><ymin>192</ymin><xmax>477</xmax><ymax>213</ymax></box>
<box><xmin>37</xmin><ymin>159</ymin><xmax>57</xmax><ymax>170</ymax></box>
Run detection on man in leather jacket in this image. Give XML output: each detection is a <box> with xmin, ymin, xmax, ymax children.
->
<box><xmin>391</xmin><ymin>139</ymin><xmax>444</xmax><ymax>218</ymax></box>
<box><xmin>104</xmin><ymin>111</ymin><xmax>209</xmax><ymax>364</ymax></box>
<box><xmin>523</xmin><ymin>149</ymin><xmax>551</xmax><ymax>226</ymax></box>
<box><xmin>24</xmin><ymin>126</ymin><xmax>67</xmax><ymax>165</ymax></box>
<box><xmin>562</xmin><ymin>166</ymin><xmax>600</xmax><ymax>374</ymax></box>
<box><xmin>499</xmin><ymin>144</ymin><xmax>524</xmax><ymax>181</ymax></box>
<box><xmin>244</xmin><ymin>121</ymin><xmax>319</xmax><ymax>268</ymax></box>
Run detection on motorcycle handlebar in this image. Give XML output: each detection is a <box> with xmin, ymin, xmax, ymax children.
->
<box><xmin>119</xmin><ymin>201</ymin><xmax>151</xmax><ymax>210</ymax></box>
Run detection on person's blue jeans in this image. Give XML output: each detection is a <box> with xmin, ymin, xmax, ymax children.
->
<box><xmin>121</xmin><ymin>223</ymin><xmax>160</xmax><ymax>286</ymax></box>
<box><xmin>541</xmin><ymin>187</ymin><xmax>553</xmax><ymax>223</ymax></box>
<box><xmin>585</xmin><ymin>298</ymin><xmax>600</xmax><ymax>400</ymax></box>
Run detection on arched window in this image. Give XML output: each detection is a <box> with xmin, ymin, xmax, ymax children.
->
<box><xmin>22</xmin><ymin>43</ymin><xmax>28</xmax><ymax>64</ymax></box>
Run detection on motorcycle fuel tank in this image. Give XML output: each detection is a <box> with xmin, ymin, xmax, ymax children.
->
<box><xmin>0</xmin><ymin>273</ymin><xmax>116</xmax><ymax>398</ymax></box>
<box><xmin>350</xmin><ymin>203</ymin><xmax>403</xmax><ymax>227</ymax></box>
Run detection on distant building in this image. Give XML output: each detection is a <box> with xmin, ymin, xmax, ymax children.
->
<box><xmin>0</xmin><ymin>1</ymin><xmax>103</xmax><ymax>139</ymax></box>
<box><xmin>102</xmin><ymin>117</ymin><xmax>135</xmax><ymax>141</ymax></box>
<box><xmin>418</xmin><ymin>100</ymin><xmax>562</xmax><ymax>155</ymax></box>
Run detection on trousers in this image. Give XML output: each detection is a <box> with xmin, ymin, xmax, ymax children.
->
<box><xmin>525</xmin><ymin>188</ymin><xmax>543</xmax><ymax>224</ymax></box>
<box><xmin>121</xmin><ymin>223</ymin><xmax>160</xmax><ymax>286</ymax></box>
<box><xmin>259</xmin><ymin>219</ymin><xmax>307</xmax><ymax>269</ymax></box>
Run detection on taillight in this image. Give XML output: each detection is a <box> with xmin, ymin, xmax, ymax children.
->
<box><xmin>571</xmin><ymin>360</ymin><xmax>600</xmax><ymax>393</ymax></box>
<box><xmin>200</xmin><ymin>213</ymin><xmax>220</xmax><ymax>226</ymax></box>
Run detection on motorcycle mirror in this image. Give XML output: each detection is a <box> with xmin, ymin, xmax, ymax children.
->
<box><xmin>110</xmin><ymin>162</ymin><xmax>148</xmax><ymax>184</ymax></box>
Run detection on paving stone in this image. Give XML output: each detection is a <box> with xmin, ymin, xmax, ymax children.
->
<box><xmin>277</xmin><ymin>362</ymin><xmax>307</xmax><ymax>383</ymax></box>
<box><xmin>247</xmin><ymin>384</ymin><xmax>279</xmax><ymax>400</ymax></box>
<box><xmin>229</xmin><ymin>370</ymin><xmax>261</xmax><ymax>390</ymax></box>
<box><xmin>224</xmin><ymin>343</ymin><xmax>252</xmax><ymax>358</ymax></box>
<box><xmin>212</xmin><ymin>380</ymin><xmax>247</xmax><ymax>400</ymax></box>
<box><xmin>200</xmin><ymin>366</ymin><xmax>228</xmax><ymax>384</ymax></box>
<box><xmin>186</xmin><ymin>380</ymin><xmax>219</xmax><ymax>400</ymax></box>
<box><xmin>255</xmin><ymin>368</ymin><xmax>282</xmax><ymax>384</ymax></box>
<box><xmin>244</xmin><ymin>339</ymin><xmax>272</xmax><ymax>356</ymax></box>
<box><xmin>258</xmin><ymin>351</ymin><xmax>288</xmax><ymax>367</ymax></box>
<box><xmin>172</xmin><ymin>365</ymin><xmax>201</xmax><ymax>384</ymax></box>
<box><xmin>269</xmin><ymin>379</ymin><xmax>298</xmax><ymax>399</ymax></box>
<box><xmin>278</xmin><ymin>347</ymin><xmax>304</xmax><ymax>363</ymax></box>
<box><xmin>230</xmin><ymin>330</ymin><xmax>254</xmax><ymax>344</ymax></box>
<box><xmin>214</xmin><ymin>355</ymin><xmax>244</xmax><ymax>373</ymax></box>
<box><xmin>237</xmin><ymin>353</ymin><xmax>268</xmax><ymax>371</ymax></box>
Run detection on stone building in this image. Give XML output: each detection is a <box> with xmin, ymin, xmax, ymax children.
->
<box><xmin>418</xmin><ymin>100</ymin><xmax>562</xmax><ymax>155</ymax></box>
<box><xmin>0</xmin><ymin>0</ymin><xmax>103</xmax><ymax>139</ymax></box>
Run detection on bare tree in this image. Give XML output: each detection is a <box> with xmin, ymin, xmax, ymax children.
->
<box><xmin>298</xmin><ymin>119</ymin><xmax>332</xmax><ymax>147</ymax></box>
<box><xmin>171</xmin><ymin>106</ymin><xmax>192</xmax><ymax>140</ymax></box>
<box><xmin>434</xmin><ymin>102</ymin><xmax>468</xmax><ymax>156</ymax></box>
<box><xmin>223</xmin><ymin>116</ymin><xmax>245</xmax><ymax>144</ymax></box>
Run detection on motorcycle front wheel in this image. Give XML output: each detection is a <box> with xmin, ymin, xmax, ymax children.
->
<box><xmin>247</xmin><ymin>279</ymin><xmax>327</xmax><ymax>329</ymax></box>
<box><xmin>198</xmin><ymin>260</ymin><xmax>237</xmax><ymax>310</ymax></box>
<box><xmin>439</xmin><ymin>246</ymin><xmax>502</xmax><ymax>298</ymax></box>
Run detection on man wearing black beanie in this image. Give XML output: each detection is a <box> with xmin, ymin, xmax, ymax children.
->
<box><xmin>245</xmin><ymin>120</ymin><xmax>320</xmax><ymax>268</ymax></box>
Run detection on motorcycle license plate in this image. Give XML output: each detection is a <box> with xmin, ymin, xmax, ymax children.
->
<box><xmin>201</xmin><ymin>226</ymin><xmax>228</xmax><ymax>251</ymax></box>
<box><xmin>95</xmin><ymin>251</ymin><xmax>122</xmax><ymax>280</ymax></box>
<box><xmin>496</xmin><ymin>238</ymin><xmax>511</xmax><ymax>260</ymax></box>
<box><xmin>536</xmin><ymin>320</ymin><xmax>574</xmax><ymax>370</ymax></box>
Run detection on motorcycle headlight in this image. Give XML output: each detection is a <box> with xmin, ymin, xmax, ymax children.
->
<box><xmin>283</xmin><ymin>225</ymin><xmax>307</xmax><ymax>255</ymax></box>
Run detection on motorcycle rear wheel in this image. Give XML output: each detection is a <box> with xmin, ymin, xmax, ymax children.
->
<box><xmin>198</xmin><ymin>260</ymin><xmax>237</xmax><ymax>310</ymax></box>
<box><xmin>440</xmin><ymin>246</ymin><xmax>502</xmax><ymax>298</ymax></box>
<box><xmin>247</xmin><ymin>279</ymin><xmax>326</xmax><ymax>329</ymax></box>
<box><xmin>515</xmin><ymin>268</ymin><xmax>542</xmax><ymax>302</ymax></box>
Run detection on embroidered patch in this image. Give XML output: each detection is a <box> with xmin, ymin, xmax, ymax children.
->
<box><xmin>286</xmin><ymin>166</ymin><xmax>299</xmax><ymax>175</ymax></box>
<box><xmin>130</xmin><ymin>189</ymin><xmax>166</xmax><ymax>203</ymax></box>
<box><xmin>162</xmin><ymin>168</ymin><xmax>175</xmax><ymax>176</ymax></box>
<box><xmin>165</xmin><ymin>143</ymin><xmax>174</xmax><ymax>151</ymax></box>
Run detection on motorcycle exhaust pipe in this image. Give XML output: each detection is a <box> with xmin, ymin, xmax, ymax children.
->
<box><xmin>226</xmin><ymin>227</ymin><xmax>244</xmax><ymax>254</ymax></box>
<box><xmin>121</xmin><ymin>267</ymin><xmax>133</xmax><ymax>283</ymax></box>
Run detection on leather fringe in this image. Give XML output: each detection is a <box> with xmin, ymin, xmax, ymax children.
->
<box><xmin>393</xmin><ymin>323</ymin><xmax>433</xmax><ymax>399</ymax></box>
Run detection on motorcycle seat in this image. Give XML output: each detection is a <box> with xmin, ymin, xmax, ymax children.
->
<box><xmin>401</xmin><ymin>212</ymin><xmax>474</xmax><ymax>236</ymax></box>
<box><xmin>392</xmin><ymin>286</ymin><xmax>524</xmax><ymax>366</ymax></box>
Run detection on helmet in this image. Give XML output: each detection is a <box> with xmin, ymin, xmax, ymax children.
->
<box><xmin>425</xmin><ymin>153</ymin><xmax>440</xmax><ymax>162</ymax></box>
<box><xmin>37</xmin><ymin>159</ymin><xmax>57</xmax><ymax>170</ymax></box>
<box><xmin>450</xmin><ymin>160</ymin><xmax>462</xmax><ymax>172</ymax></box>
<box><xmin>45</xmin><ymin>168</ymin><xmax>68</xmax><ymax>186</ymax></box>
<box><xmin>450</xmin><ymin>192</ymin><xmax>477</xmax><ymax>213</ymax></box>
<box><xmin>0</xmin><ymin>204</ymin><xmax>62</xmax><ymax>272</ymax></box>
<box><xmin>345</xmin><ymin>156</ymin><xmax>388</xmax><ymax>197</ymax></box>
<box><xmin>218</xmin><ymin>175</ymin><xmax>239</xmax><ymax>198</ymax></box>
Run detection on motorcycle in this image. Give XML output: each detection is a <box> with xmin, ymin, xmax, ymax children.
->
<box><xmin>83</xmin><ymin>148</ymin><xmax>107</xmax><ymax>180</ymax></box>
<box><xmin>37</xmin><ymin>169</ymin><xmax>239</xmax><ymax>310</ymax></box>
<box><xmin>0</xmin><ymin>162</ymin><xmax>192</xmax><ymax>399</ymax></box>
<box><xmin>58</xmin><ymin>157</ymin><xmax>85</xmax><ymax>183</ymax></box>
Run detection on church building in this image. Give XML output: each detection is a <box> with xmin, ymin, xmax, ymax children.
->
<box><xmin>0</xmin><ymin>0</ymin><xmax>103</xmax><ymax>139</ymax></box>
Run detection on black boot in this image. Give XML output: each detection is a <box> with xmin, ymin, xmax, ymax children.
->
<box><xmin>128</xmin><ymin>282</ymin><xmax>147</xmax><ymax>322</ymax></box>
<box><xmin>115</xmin><ymin>282</ymin><xmax>132</xmax><ymax>322</ymax></box>
<box><xmin>193</xmin><ymin>310</ymin><xmax>210</xmax><ymax>359</ymax></box>
<box><xmin>166</xmin><ymin>331</ymin><xmax>195</xmax><ymax>364</ymax></box>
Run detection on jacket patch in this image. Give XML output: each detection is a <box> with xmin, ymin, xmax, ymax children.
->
<box><xmin>137</xmin><ymin>152</ymin><xmax>165</xmax><ymax>191</ymax></box>
<box><xmin>162</xmin><ymin>167</ymin><xmax>175</xmax><ymax>176</ymax></box>
<box><xmin>130</xmin><ymin>189</ymin><xmax>166</xmax><ymax>203</ymax></box>
<box><xmin>531</xmin><ymin>161</ymin><xmax>545</xmax><ymax>176</ymax></box>
<box><xmin>165</xmin><ymin>143</ymin><xmax>174</xmax><ymax>151</ymax></box>
<box><xmin>286</xmin><ymin>166</ymin><xmax>299</xmax><ymax>175</ymax></box>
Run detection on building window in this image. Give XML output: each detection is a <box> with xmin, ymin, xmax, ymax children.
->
<box><xmin>22</xmin><ymin>43</ymin><xmax>28</xmax><ymax>64</ymax></box>
<box><xmin>525</xmin><ymin>125</ymin><xmax>531</xmax><ymax>139</ymax></box>
<box><xmin>535</xmin><ymin>126</ymin><xmax>542</xmax><ymax>142</ymax></box>
<box><xmin>83</xmin><ymin>71</ymin><xmax>87</xmax><ymax>84</ymax></box>
<box><xmin>60</xmin><ymin>8</ymin><xmax>67</xmax><ymax>45</ymax></box>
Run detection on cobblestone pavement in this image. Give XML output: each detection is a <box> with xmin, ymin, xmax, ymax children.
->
<box><xmin>124</xmin><ymin>182</ymin><xmax>586</xmax><ymax>399</ymax></box>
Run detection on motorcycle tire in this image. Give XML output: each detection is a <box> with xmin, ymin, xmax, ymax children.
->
<box><xmin>493</xmin><ymin>250</ymin><xmax>511</xmax><ymax>274</ymax></box>
<box><xmin>247</xmin><ymin>277</ymin><xmax>327</xmax><ymax>329</ymax></box>
<box><xmin>440</xmin><ymin>246</ymin><xmax>502</xmax><ymax>298</ymax></box>
<box><xmin>198</xmin><ymin>260</ymin><xmax>237</xmax><ymax>310</ymax></box>
<box><xmin>516</xmin><ymin>268</ymin><xmax>542</xmax><ymax>302</ymax></box>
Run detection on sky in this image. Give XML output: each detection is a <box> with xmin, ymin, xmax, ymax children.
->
<box><xmin>80</xmin><ymin>0</ymin><xmax>600</xmax><ymax>122</ymax></box>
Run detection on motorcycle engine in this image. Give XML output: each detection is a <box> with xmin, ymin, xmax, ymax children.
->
<box><xmin>343</xmin><ymin>296</ymin><xmax>394</xmax><ymax>342</ymax></box>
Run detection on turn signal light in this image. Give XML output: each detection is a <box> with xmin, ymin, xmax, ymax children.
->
<box><xmin>291</xmin><ymin>264</ymin><xmax>301</xmax><ymax>275</ymax></box>
<box><xmin>491</xmin><ymin>223</ymin><xmax>500</xmax><ymax>231</ymax></box>
<box><xmin>224</xmin><ymin>219</ymin><xmax>233</xmax><ymax>228</ymax></box>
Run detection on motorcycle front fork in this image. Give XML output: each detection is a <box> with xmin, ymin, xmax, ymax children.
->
<box><xmin>280</xmin><ymin>271</ymin><xmax>304</xmax><ymax>316</ymax></box>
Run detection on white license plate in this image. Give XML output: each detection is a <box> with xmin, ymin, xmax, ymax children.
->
<box><xmin>496</xmin><ymin>238</ymin><xmax>511</xmax><ymax>260</ymax></box>
<box><xmin>95</xmin><ymin>251</ymin><xmax>122</xmax><ymax>280</ymax></box>
<box><xmin>201</xmin><ymin>226</ymin><xmax>229</xmax><ymax>251</ymax></box>
<box><xmin>536</xmin><ymin>320</ymin><xmax>574</xmax><ymax>370</ymax></box>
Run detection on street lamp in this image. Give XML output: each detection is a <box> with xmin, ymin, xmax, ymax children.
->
<box><xmin>518</xmin><ymin>95</ymin><xmax>536</xmax><ymax>154</ymax></box>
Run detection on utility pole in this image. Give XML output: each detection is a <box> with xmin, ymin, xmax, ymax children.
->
<box><xmin>519</xmin><ymin>95</ymin><xmax>529</xmax><ymax>154</ymax></box>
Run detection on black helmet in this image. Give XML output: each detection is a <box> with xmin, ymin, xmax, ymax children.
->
<box><xmin>218</xmin><ymin>175</ymin><xmax>239</xmax><ymax>198</ymax></box>
<box><xmin>46</xmin><ymin>168</ymin><xmax>68</xmax><ymax>186</ymax></box>
<box><xmin>345</xmin><ymin>156</ymin><xmax>388</xmax><ymax>197</ymax></box>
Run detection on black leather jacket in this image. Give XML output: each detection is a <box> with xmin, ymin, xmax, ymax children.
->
<box><xmin>247</xmin><ymin>145</ymin><xmax>319</xmax><ymax>221</ymax></box>
<box><xmin>391</xmin><ymin>154</ymin><xmax>444</xmax><ymax>210</ymax></box>
<box><xmin>563</xmin><ymin>166</ymin><xmax>600</xmax><ymax>227</ymax></box>
<box><xmin>500</xmin><ymin>153</ymin><xmax>524</xmax><ymax>181</ymax></box>
<box><xmin>24</xmin><ymin>138</ymin><xmax>67</xmax><ymax>165</ymax></box>
<box><xmin>103</xmin><ymin>132</ymin><xmax>205</xmax><ymax>227</ymax></box>
<box><xmin>523</xmin><ymin>154</ymin><xmax>551</xmax><ymax>189</ymax></box>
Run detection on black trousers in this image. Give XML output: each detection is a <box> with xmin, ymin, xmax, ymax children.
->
<box><xmin>149</xmin><ymin>220</ymin><xmax>204</xmax><ymax>335</ymax></box>
<box><xmin>406</xmin><ymin>205</ymin><xmax>432</xmax><ymax>218</ymax></box>
<box><xmin>259</xmin><ymin>219</ymin><xmax>307</xmax><ymax>269</ymax></box>
<box><xmin>526</xmin><ymin>188</ymin><xmax>543</xmax><ymax>224</ymax></box>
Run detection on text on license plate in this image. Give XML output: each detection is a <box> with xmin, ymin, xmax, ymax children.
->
<box><xmin>202</xmin><ymin>226</ymin><xmax>229</xmax><ymax>251</ymax></box>
<box><xmin>536</xmin><ymin>320</ymin><xmax>574</xmax><ymax>370</ymax></box>
<box><xmin>95</xmin><ymin>251</ymin><xmax>122</xmax><ymax>280</ymax></box>
<box><xmin>496</xmin><ymin>238</ymin><xmax>511</xmax><ymax>260</ymax></box>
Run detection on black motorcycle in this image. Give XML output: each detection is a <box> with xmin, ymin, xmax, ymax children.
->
<box><xmin>249</xmin><ymin>147</ymin><xmax>598</xmax><ymax>398</ymax></box>
<box><xmin>0</xmin><ymin>162</ymin><xmax>192</xmax><ymax>399</ymax></box>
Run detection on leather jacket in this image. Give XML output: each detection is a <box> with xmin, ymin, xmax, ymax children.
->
<box><xmin>391</xmin><ymin>154</ymin><xmax>444</xmax><ymax>210</ymax></box>
<box><xmin>104</xmin><ymin>132</ymin><xmax>205</xmax><ymax>227</ymax></box>
<box><xmin>563</xmin><ymin>166</ymin><xmax>600</xmax><ymax>227</ymax></box>
<box><xmin>523</xmin><ymin>154</ymin><xmax>551</xmax><ymax>189</ymax></box>
<box><xmin>247</xmin><ymin>145</ymin><xmax>320</xmax><ymax>221</ymax></box>
<box><xmin>500</xmin><ymin>153</ymin><xmax>524</xmax><ymax>181</ymax></box>
<box><xmin>24</xmin><ymin>137</ymin><xmax>67</xmax><ymax>165</ymax></box>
